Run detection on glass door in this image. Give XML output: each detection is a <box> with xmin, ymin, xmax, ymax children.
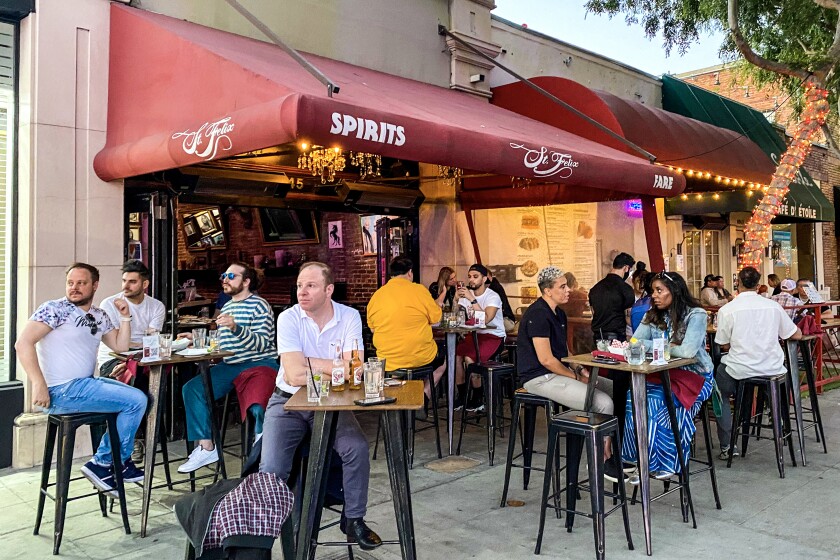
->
<box><xmin>683</xmin><ymin>229</ymin><xmax>722</xmax><ymax>297</ymax></box>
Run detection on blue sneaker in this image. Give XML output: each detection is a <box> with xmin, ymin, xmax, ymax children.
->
<box><xmin>81</xmin><ymin>461</ymin><xmax>118</xmax><ymax>498</ymax></box>
<box><xmin>122</xmin><ymin>459</ymin><xmax>144</xmax><ymax>483</ymax></box>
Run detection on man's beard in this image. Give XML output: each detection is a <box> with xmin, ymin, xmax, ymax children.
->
<box><xmin>68</xmin><ymin>294</ymin><xmax>93</xmax><ymax>306</ymax></box>
<box><xmin>225</xmin><ymin>283</ymin><xmax>244</xmax><ymax>296</ymax></box>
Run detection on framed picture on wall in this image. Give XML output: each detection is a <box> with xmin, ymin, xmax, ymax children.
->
<box><xmin>196</xmin><ymin>211</ymin><xmax>217</xmax><ymax>234</ymax></box>
<box><xmin>257</xmin><ymin>208</ymin><xmax>319</xmax><ymax>245</ymax></box>
<box><xmin>328</xmin><ymin>220</ymin><xmax>343</xmax><ymax>249</ymax></box>
<box><xmin>184</xmin><ymin>222</ymin><xmax>196</xmax><ymax>237</ymax></box>
<box><xmin>359</xmin><ymin>215</ymin><xmax>396</xmax><ymax>256</ymax></box>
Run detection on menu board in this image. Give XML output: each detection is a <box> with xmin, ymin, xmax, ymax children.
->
<box><xmin>477</xmin><ymin>204</ymin><xmax>598</xmax><ymax>302</ymax></box>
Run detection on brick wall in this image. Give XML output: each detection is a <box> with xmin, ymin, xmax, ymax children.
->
<box><xmin>177</xmin><ymin>203</ymin><xmax>378</xmax><ymax>304</ymax></box>
<box><xmin>680</xmin><ymin>66</ymin><xmax>839</xmax><ymax>296</ymax></box>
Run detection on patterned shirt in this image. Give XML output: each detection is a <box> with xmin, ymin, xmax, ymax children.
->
<box><xmin>770</xmin><ymin>292</ymin><xmax>802</xmax><ymax>321</ymax></box>
<box><xmin>30</xmin><ymin>298</ymin><xmax>115</xmax><ymax>386</ymax></box>
<box><xmin>218</xmin><ymin>294</ymin><xmax>276</xmax><ymax>364</ymax></box>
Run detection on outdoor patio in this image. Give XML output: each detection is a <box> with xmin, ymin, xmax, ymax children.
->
<box><xmin>2</xmin><ymin>388</ymin><xmax>840</xmax><ymax>560</ymax></box>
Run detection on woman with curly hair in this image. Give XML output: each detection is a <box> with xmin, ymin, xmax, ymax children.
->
<box><xmin>623</xmin><ymin>271</ymin><xmax>714</xmax><ymax>480</ymax></box>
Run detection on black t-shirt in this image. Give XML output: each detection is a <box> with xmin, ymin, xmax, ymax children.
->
<box><xmin>589</xmin><ymin>273</ymin><xmax>635</xmax><ymax>334</ymax></box>
<box><xmin>428</xmin><ymin>282</ymin><xmax>455</xmax><ymax>309</ymax></box>
<box><xmin>488</xmin><ymin>278</ymin><xmax>515</xmax><ymax>321</ymax></box>
<box><xmin>516</xmin><ymin>298</ymin><xmax>569</xmax><ymax>384</ymax></box>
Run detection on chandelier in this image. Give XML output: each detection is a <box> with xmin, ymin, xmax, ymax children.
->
<box><xmin>297</xmin><ymin>144</ymin><xmax>346</xmax><ymax>183</ymax></box>
<box><xmin>350</xmin><ymin>152</ymin><xmax>382</xmax><ymax>179</ymax></box>
<box><xmin>437</xmin><ymin>165</ymin><xmax>463</xmax><ymax>188</ymax></box>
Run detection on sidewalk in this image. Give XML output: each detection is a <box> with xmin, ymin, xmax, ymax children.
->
<box><xmin>2</xmin><ymin>389</ymin><xmax>840</xmax><ymax>559</ymax></box>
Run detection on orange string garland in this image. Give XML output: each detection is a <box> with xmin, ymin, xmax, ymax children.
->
<box><xmin>740</xmin><ymin>82</ymin><xmax>830</xmax><ymax>269</ymax></box>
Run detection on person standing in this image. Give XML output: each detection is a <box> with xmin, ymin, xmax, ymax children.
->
<box><xmin>367</xmin><ymin>257</ymin><xmax>446</xmax><ymax>408</ymax></box>
<box><xmin>178</xmin><ymin>262</ymin><xmax>277</xmax><ymax>473</ymax></box>
<box><xmin>589</xmin><ymin>252</ymin><xmax>635</xmax><ymax>343</ymax></box>
<box><xmin>15</xmin><ymin>263</ymin><xmax>147</xmax><ymax>495</ymax></box>
<box><xmin>97</xmin><ymin>260</ymin><xmax>166</xmax><ymax>377</ymax></box>
<box><xmin>713</xmin><ymin>267</ymin><xmax>802</xmax><ymax>459</ymax></box>
<box><xmin>260</xmin><ymin>262</ymin><xmax>381</xmax><ymax>549</ymax></box>
<box><xmin>455</xmin><ymin>264</ymin><xmax>505</xmax><ymax>411</ymax></box>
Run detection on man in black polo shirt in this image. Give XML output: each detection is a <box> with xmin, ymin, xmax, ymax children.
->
<box><xmin>518</xmin><ymin>266</ymin><xmax>620</xmax><ymax>480</ymax></box>
<box><xmin>589</xmin><ymin>252</ymin><xmax>635</xmax><ymax>343</ymax></box>
<box><xmin>518</xmin><ymin>266</ymin><xmax>614</xmax><ymax>414</ymax></box>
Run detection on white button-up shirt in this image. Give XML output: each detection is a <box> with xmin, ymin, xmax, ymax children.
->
<box><xmin>716</xmin><ymin>291</ymin><xmax>798</xmax><ymax>380</ymax></box>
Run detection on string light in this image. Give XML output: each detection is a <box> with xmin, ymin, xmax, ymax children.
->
<box><xmin>740</xmin><ymin>82</ymin><xmax>829</xmax><ymax>269</ymax></box>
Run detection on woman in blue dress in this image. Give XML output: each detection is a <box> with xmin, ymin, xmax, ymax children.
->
<box><xmin>622</xmin><ymin>271</ymin><xmax>714</xmax><ymax>478</ymax></box>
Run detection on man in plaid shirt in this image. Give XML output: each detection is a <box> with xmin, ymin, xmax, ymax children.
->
<box><xmin>771</xmin><ymin>278</ymin><xmax>804</xmax><ymax>322</ymax></box>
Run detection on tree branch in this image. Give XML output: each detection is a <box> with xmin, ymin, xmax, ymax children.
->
<box><xmin>728</xmin><ymin>0</ymin><xmax>813</xmax><ymax>80</ymax></box>
<box><xmin>812</xmin><ymin>0</ymin><xmax>840</xmax><ymax>11</ymax></box>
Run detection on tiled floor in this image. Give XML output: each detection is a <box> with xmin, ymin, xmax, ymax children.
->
<box><xmin>3</xmin><ymin>389</ymin><xmax>840</xmax><ymax>559</ymax></box>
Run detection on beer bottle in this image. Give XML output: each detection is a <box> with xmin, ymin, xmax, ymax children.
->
<box><xmin>349</xmin><ymin>339</ymin><xmax>362</xmax><ymax>390</ymax></box>
<box><xmin>331</xmin><ymin>340</ymin><xmax>346</xmax><ymax>391</ymax></box>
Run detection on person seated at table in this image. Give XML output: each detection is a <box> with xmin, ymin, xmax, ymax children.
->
<box><xmin>367</xmin><ymin>257</ymin><xmax>446</xmax><ymax>418</ymax></box>
<box><xmin>629</xmin><ymin>271</ymin><xmax>653</xmax><ymax>333</ymax></box>
<box><xmin>429</xmin><ymin>266</ymin><xmax>457</xmax><ymax>310</ymax></box>
<box><xmin>700</xmin><ymin>274</ymin><xmax>728</xmax><ymax>307</ymax></box>
<box><xmin>260</xmin><ymin>262</ymin><xmax>382</xmax><ymax>550</ymax></box>
<box><xmin>178</xmin><ymin>262</ymin><xmax>277</xmax><ymax>473</ymax></box>
<box><xmin>624</xmin><ymin>271</ymin><xmax>715</xmax><ymax>481</ymax></box>
<box><xmin>15</xmin><ymin>263</ymin><xmax>146</xmax><ymax>494</ymax></box>
<box><xmin>486</xmin><ymin>267</ymin><xmax>516</xmax><ymax>333</ymax></box>
<box><xmin>768</xmin><ymin>273</ymin><xmax>782</xmax><ymax>296</ymax></box>
<box><xmin>714</xmin><ymin>267</ymin><xmax>802</xmax><ymax>460</ymax></box>
<box><xmin>771</xmin><ymin>278</ymin><xmax>804</xmax><ymax>322</ymax></box>
<box><xmin>517</xmin><ymin>267</ymin><xmax>619</xmax><ymax>478</ymax></box>
<box><xmin>97</xmin><ymin>260</ymin><xmax>166</xmax><ymax>379</ymax></box>
<box><xmin>455</xmin><ymin>263</ymin><xmax>506</xmax><ymax>412</ymax></box>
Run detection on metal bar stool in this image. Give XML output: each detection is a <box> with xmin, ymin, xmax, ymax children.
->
<box><xmin>500</xmin><ymin>388</ymin><xmax>561</xmax><ymax>507</ymax></box>
<box><xmin>688</xmin><ymin>400</ymin><xmax>722</xmax><ymax>509</ymax></box>
<box><xmin>728</xmin><ymin>372</ymin><xmax>797</xmax><ymax>478</ymax></box>
<box><xmin>788</xmin><ymin>337</ymin><xmax>827</xmax><ymax>453</ymax></box>
<box><xmin>457</xmin><ymin>361</ymin><xmax>516</xmax><ymax>465</ymax></box>
<box><xmin>535</xmin><ymin>410</ymin><xmax>633</xmax><ymax>560</ymax></box>
<box><xmin>34</xmin><ymin>412</ymin><xmax>130</xmax><ymax>555</ymax></box>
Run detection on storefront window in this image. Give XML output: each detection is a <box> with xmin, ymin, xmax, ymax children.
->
<box><xmin>772</xmin><ymin>223</ymin><xmax>816</xmax><ymax>283</ymax></box>
<box><xmin>684</xmin><ymin>230</ymin><xmax>722</xmax><ymax>297</ymax></box>
<box><xmin>0</xmin><ymin>21</ymin><xmax>16</xmax><ymax>382</ymax></box>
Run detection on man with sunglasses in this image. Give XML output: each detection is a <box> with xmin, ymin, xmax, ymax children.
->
<box><xmin>178</xmin><ymin>262</ymin><xmax>277</xmax><ymax>473</ymax></box>
<box><xmin>15</xmin><ymin>263</ymin><xmax>147</xmax><ymax>496</ymax></box>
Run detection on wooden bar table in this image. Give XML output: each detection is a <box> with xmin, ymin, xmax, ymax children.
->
<box><xmin>284</xmin><ymin>379</ymin><xmax>423</xmax><ymax>560</ymax></box>
<box><xmin>113</xmin><ymin>350</ymin><xmax>234</xmax><ymax>537</ymax></box>
<box><xmin>562</xmin><ymin>353</ymin><xmax>696</xmax><ymax>556</ymax></box>
<box><xmin>432</xmin><ymin>325</ymin><xmax>487</xmax><ymax>455</ymax></box>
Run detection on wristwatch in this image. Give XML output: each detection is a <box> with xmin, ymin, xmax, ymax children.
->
<box><xmin>469</xmin><ymin>299</ymin><xmax>478</xmax><ymax>305</ymax></box>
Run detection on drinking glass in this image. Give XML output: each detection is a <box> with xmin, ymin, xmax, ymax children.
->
<box><xmin>159</xmin><ymin>334</ymin><xmax>172</xmax><ymax>359</ymax></box>
<box><xmin>208</xmin><ymin>330</ymin><xmax>220</xmax><ymax>352</ymax></box>
<box><xmin>192</xmin><ymin>328</ymin><xmax>207</xmax><ymax>349</ymax></box>
<box><xmin>364</xmin><ymin>363</ymin><xmax>382</xmax><ymax>399</ymax></box>
<box><xmin>596</xmin><ymin>339</ymin><xmax>609</xmax><ymax>352</ymax></box>
<box><xmin>663</xmin><ymin>342</ymin><xmax>671</xmax><ymax>361</ymax></box>
<box><xmin>625</xmin><ymin>340</ymin><xmax>645</xmax><ymax>365</ymax></box>
<box><xmin>318</xmin><ymin>368</ymin><xmax>330</xmax><ymax>400</ymax></box>
<box><xmin>306</xmin><ymin>367</ymin><xmax>321</xmax><ymax>403</ymax></box>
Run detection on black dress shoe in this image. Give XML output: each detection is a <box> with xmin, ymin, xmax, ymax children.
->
<box><xmin>342</xmin><ymin>517</ymin><xmax>382</xmax><ymax>550</ymax></box>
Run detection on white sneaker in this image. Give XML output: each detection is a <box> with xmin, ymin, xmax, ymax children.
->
<box><xmin>177</xmin><ymin>446</ymin><xmax>219</xmax><ymax>473</ymax></box>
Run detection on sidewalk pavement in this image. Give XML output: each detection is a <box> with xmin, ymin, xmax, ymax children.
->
<box><xmin>2</xmin><ymin>388</ymin><xmax>840</xmax><ymax>559</ymax></box>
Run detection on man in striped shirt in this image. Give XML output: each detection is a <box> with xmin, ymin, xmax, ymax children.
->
<box><xmin>178</xmin><ymin>262</ymin><xmax>277</xmax><ymax>473</ymax></box>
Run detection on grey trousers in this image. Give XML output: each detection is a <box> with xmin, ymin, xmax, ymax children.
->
<box><xmin>524</xmin><ymin>372</ymin><xmax>615</xmax><ymax>415</ymax></box>
<box><xmin>259</xmin><ymin>391</ymin><xmax>370</xmax><ymax>518</ymax></box>
<box><xmin>715</xmin><ymin>363</ymin><xmax>738</xmax><ymax>449</ymax></box>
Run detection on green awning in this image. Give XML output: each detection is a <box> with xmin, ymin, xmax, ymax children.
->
<box><xmin>662</xmin><ymin>75</ymin><xmax>834</xmax><ymax>223</ymax></box>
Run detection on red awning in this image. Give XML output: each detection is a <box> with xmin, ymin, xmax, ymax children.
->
<box><xmin>94</xmin><ymin>5</ymin><xmax>683</xmax><ymax>198</ymax></box>
<box><xmin>491</xmin><ymin>76</ymin><xmax>775</xmax><ymax>186</ymax></box>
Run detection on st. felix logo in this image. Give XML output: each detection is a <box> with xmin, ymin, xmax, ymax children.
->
<box><xmin>172</xmin><ymin>117</ymin><xmax>235</xmax><ymax>160</ymax></box>
<box><xmin>509</xmin><ymin>142</ymin><xmax>580</xmax><ymax>178</ymax></box>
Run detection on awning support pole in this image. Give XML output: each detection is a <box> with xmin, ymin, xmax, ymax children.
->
<box><xmin>438</xmin><ymin>25</ymin><xmax>656</xmax><ymax>163</ymax></box>
<box><xmin>225</xmin><ymin>0</ymin><xmax>340</xmax><ymax>97</ymax></box>
<box><xmin>640</xmin><ymin>196</ymin><xmax>665</xmax><ymax>271</ymax></box>
<box><xmin>464</xmin><ymin>208</ymin><xmax>482</xmax><ymax>265</ymax></box>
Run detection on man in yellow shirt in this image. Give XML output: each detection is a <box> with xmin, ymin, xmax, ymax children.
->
<box><xmin>367</xmin><ymin>257</ymin><xmax>446</xmax><ymax>414</ymax></box>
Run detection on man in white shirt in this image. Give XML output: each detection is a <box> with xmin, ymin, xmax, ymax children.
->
<box><xmin>15</xmin><ymin>263</ymin><xmax>147</xmax><ymax>496</ymax></box>
<box><xmin>97</xmin><ymin>260</ymin><xmax>166</xmax><ymax>377</ymax></box>
<box><xmin>259</xmin><ymin>262</ymin><xmax>381</xmax><ymax>550</ymax></box>
<box><xmin>714</xmin><ymin>266</ymin><xmax>802</xmax><ymax>459</ymax></box>
<box><xmin>455</xmin><ymin>263</ymin><xmax>505</xmax><ymax>412</ymax></box>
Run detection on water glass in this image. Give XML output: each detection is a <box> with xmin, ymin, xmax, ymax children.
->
<box><xmin>596</xmin><ymin>339</ymin><xmax>609</xmax><ymax>352</ymax></box>
<box><xmin>319</xmin><ymin>368</ymin><xmax>330</xmax><ymax>400</ymax></box>
<box><xmin>364</xmin><ymin>363</ymin><xmax>382</xmax><ymax>398</ymax></box>
<box><xmin>159</xmin><ymin>334</ymin><xmax>172</xmax><ymax>359</ymax></box>
<box><xmin>663</xmin><ymin>343</ymin><xmax>671</xmax><ymax>361</ymax></box>
<box><xmin>625</xmin><ymin>340</ymin><xmax>645</xmax><ymax>365</ymax></box>
<box><xmin>306</xmin><ymin>367</ymin><xmax>321</xmax><ymax>403</ymax></box>
<box><xmin>192</xmin><ymin>328</ymin><xmax>207</xmax><ymax>349</ymax></box>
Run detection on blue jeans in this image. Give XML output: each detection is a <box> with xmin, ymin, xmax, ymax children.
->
<box><xmin>182</xmin><ymin>358</ymin><xmax>278</xmax><ymax>441</ymax></box>
<box><xmin>47</xmin><ymin>377</ymin><xmax>148</xmax><ymax>467</ymax></box>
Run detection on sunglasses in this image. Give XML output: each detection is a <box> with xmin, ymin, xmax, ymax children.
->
<box><xmin>85</xmin><ymin>313</ymin><xmax>99</xmax><ymax>336</ymax></box>
<box><xmin>655</xmin><ymin>271</ymin><xmax>674</xmax><ymax>282</ymax></box>
<box><xmin>220</xmin><ymin>272</ymin><xmax>241</xmax><ymax>281</ymax></box>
